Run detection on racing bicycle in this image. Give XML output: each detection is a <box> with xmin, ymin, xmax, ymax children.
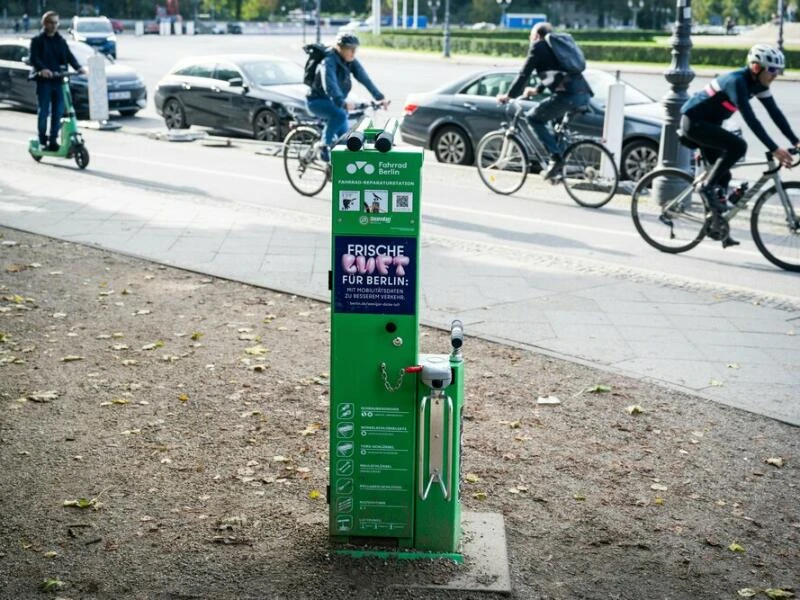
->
<box><xmin>630</xmin><ymin>146</ymin><xmax>800</xmax><ymax>272</ymax></box>
<box><xmin>283</xmin><ymin>101</ymin><xmax>384</xmax><ymax>197</ymax></box>
<box><xmin>475</xmin><ymin>99</ymin><xmax>619</xmax><ymax>208</ymax></box>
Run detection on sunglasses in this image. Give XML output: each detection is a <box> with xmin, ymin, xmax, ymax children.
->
<box><xmin>766</xmin><ymin>66</ymin><xmax>783</xmax><ymax>74</ymax></box>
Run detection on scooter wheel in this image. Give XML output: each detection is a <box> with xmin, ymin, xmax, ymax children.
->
<box><xmin>74</xmin><ymin>146</ymin><xmax>90</xmax><ymax>170</ymax></box>
<box><xmin>29</xmin><ymin>152</ymin><xmax>42</xmax><ymax>162</ymax></box>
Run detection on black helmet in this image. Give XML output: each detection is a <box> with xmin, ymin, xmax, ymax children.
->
<box><xmin>336</xmin><ymin>32</ymin><xmax>360</xmax><ymax>48</ymax></box>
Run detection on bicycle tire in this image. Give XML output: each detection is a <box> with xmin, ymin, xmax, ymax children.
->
<box><xmin>283</xmin><ymin>126</ymin><xmax>328</xmax><ymax>197</ymax></box>
<box><xmin>475</xmin><ymin>131</ymin><xmax>528</xmax><ymax>195</ymax></box>
<box><xmin>631</xmin><ymin>168</ymin><xmax>707</xmax><ymax>254</ymax></box>
<box><xmin>560</xmin><ymin>140</ymin><xmax>619</xmax><ymax>208</ymax></box>
<box><xmin>750</xmin><ymin>181</ymin><xmax>800</xmax><ymax>272</ymax></box>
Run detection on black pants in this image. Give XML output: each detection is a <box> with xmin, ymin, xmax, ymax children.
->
<box><xmin>680</xmin><ymin>115</ymin><xmax>747</xmax><ymax>190</ymax></box>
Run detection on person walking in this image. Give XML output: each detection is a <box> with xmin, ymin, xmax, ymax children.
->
<box><xmin>29</xmin><ymin>11</ymin><xmax>86</xmax><ymax>151</ymax></box>
<box><xmin>497</xmin><ymin>22</ymin><xmax>593</xmax><ymax>180</ymax></box>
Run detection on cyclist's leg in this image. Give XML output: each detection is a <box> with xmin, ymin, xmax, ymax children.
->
<box><xmin>527</xmin><ymin>95</ymin><xmax>566</xmax><ymax>160</ymax></box>
<box><xmin>307</xmin><ymin>97</ymin><xmax>348</xmax><ymax>160</ymax></box>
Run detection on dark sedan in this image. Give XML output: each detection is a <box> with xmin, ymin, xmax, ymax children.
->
<box><xmin>0</xmin><ymin>39</ymin><xmax>147</xmax><ymax>118</ymax></box>
<box><xmin>400</xmin><ymin>69</ymin><xmax>666</xmax><ymax>181</ymax></box>
<box><xmin>154</xmin><ymin>55</ymin><xmax>312</xmax><ymax>141</ymax></box>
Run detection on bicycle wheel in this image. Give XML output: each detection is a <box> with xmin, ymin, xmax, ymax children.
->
<box><xmin>560</xmin><ymin>140</ymin><xmax>619</xmax><ymax>208</ymax></box>
<box><xmin>751</xmin><ymin>181</ymin><xmax>800</xmax><ymax>272</ymax></box>
<box><xmin>475</xmin><ymin>131</ymin><xmax>528</xmax><ymax>195</ymax></box>
<box><xmin>283</xmin><ymin>126</ymin><xmax>328</xmax><ymax>197</ymax></box>
<box><xmin>631</xmin><ymin>168</ymin><xmax>707</xmax><ymax>253</ymax></box>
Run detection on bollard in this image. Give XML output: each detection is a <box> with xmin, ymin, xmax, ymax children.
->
<box><xmin>134</xmin><ymin>20</ymin><xmax>144</xmax><ymax>36</ymax></box>
<box><xmin>601</xmin><ymin>72</ymin><xmax>625</xmax><ymax>179</ymax></box>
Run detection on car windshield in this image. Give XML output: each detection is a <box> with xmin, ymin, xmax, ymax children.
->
<box><xmin>240</xmin><ymin>60</ymin><xmax>303</xmax><ymax>86</ymax></box>
<box><xmin>584</xmin><ymin>70</ymin><xmax>653</xmax><ymax>107</ymax></box>
<box><xmin>76</xmin><ymin>20</ymin><xmax>113</xmax><ymax>34</ymax></box>
<box><xmin>68</xmin><ymin>42</ymin><xmax>112</xmax><ymax>67</ymax></box>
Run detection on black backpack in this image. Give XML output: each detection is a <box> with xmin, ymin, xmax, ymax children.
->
<box><xmin>303</xmin><ymin>43</ymin><xmax>327</xmax><ymax>87</ymax></box>
<box><xmin>545</xmin><ymin>32</ymin><xmax>586</xmax><ymax>75</ymax></box>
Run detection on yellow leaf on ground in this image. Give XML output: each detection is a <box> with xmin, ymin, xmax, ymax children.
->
<box><xmin>178</xmin><ymin>394</ymin><xmax>189</xmax><ymax>402</ymax></box>
<box><xmin>308</xmin><ymin>489</ymin><xmax>322</xmax><ymax>500</ymax></box>
<box><xmin>765</xmin><ymin>457</ymin><xmax>785</xmax><ymax>468</ymax></box>
<box><xmin>61</xmin><ymin>355</ymin><xmax>84</xmax><ymax>362</ymax></box>
<box><xmin>473</xmin><ymin>492</ymin><xmax>487</xmax><ymax>500</ymax></box>
<box><xmin>764</xmin><ymin>589</ymin><xmax>795</xmax><ymax>599</ymax></box>
<box><xmin>737</xmin><ymin>589</ymin><xmax>758</xmax><ymax>598</ymax></box>
<box><xmin>728</xmin><ymin>542</ymin><xmax>745</xmax><ymax>552</ymax></box>
<box><xmin>245</xmin><ymin>345</ymin><xmax>269</xmax><ymax>356</ymax></box>
<box><xmin>626</xmin><ymin>405</ymin><xmax>644</xmax><ymax>415</ymax></box>
<box><xmin>465</xmin><ymin>473</ymin><xmax>480</xmax><ymax>484</ymax></box>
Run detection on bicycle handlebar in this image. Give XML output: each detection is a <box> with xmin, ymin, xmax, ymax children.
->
<box><xmin>763</xmin><ymin>146</ymin><xmax>800</xmax><ymax>176</ymax></box>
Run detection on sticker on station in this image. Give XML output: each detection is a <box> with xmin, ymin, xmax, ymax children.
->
<box><xmin>363</xmin><ymin>190</ymin><xmax>388</xmax><ymax>213</ymax></box>
<box><xmin>392</xmin><ymin>192</ymin><xmax>413</xmax><ymax>213</ymax></box>
<box><xmin>339</xmin><ymin>190</ymin><xmax>360</xmax><ymax>211</ymax></box>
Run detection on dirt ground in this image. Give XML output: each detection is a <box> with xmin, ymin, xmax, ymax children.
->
<box><xmin>0</xmin><ymin>225</ymin><xmax>798</xmax><ymax>600</ymax></box>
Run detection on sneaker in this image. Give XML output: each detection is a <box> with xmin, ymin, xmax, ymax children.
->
<box><xmin>38</xmin><ymin>135</ymin><xmax>48</xmax><ymax>146</ymax></box>
<box><xmin>318</xmin><ymin>144</ymin><xmax>330</xmax><ymax>163</ymax></box>
<box><xmin>543</xmin><ymin>158</ymin><xmax>563</xmax><ymax>181</ymax></box>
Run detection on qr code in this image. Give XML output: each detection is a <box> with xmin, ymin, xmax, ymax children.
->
<box><xmin>392</xmin><ymin>192</ymin><xmax>413</xmax><ymax>213</ymax></box>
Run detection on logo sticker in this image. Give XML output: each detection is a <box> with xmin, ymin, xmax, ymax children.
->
<box><xmin>346</xmin><ymin>161</ymin><xmax>375</xmax><ymax>175</ymax></box>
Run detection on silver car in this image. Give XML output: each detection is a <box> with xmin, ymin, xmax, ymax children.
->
<box><xmin>400</xmin><ymin>68</ymin><xmax>667</xmax><ymax>181</ymax></box>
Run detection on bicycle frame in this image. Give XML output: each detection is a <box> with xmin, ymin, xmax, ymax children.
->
<box><xmin>499</xmin><ymin>100</ymin><xmax>578</xmax><ymax>169</ymax></box>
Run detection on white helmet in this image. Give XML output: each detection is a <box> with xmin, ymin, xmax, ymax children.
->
<box><xmin>747</xmin><ymin>44</ymin><xmax>785</xmax><ymax>74</ymax></box>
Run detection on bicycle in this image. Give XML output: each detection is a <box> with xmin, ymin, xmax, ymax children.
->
<box><xmin>630</xmin><ymin>143</ymin><xmax>800</xmax><ymax>272</ymax></box>
<box><xmin>475</xmin><ymin>99</ymin><xmax>619</xmax><ymax>209</ymax></box>
<box><xmin>282</xmin><ymin>101</ymin><xmax>384</xmax><ymax>197</ymax></box>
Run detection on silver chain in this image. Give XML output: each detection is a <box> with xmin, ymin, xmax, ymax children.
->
<box><xmin>380</xmin><ymin>362</ymin><xmax>406</xmax><ymax>393</ymax></box>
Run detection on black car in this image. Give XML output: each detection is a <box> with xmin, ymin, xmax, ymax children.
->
<box><xmin>0</xmin><ymin>39</ymin><xmax>147</xmax><ymax>118</ymax></box>
<box><xmin>400</xmin><ymin>68</ymin><xmax>667</xmax><ymax>181</ymax></box>
<box><xmin>154</xmin><ymin>55</ymin><xmax>311</xmax><ymax>141</ymax></box>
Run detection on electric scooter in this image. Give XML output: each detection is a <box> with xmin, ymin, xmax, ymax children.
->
<box><xmin>28</xmin><ymin>71</ymin><xmax>90</xmax><ymax>169</ymax></box>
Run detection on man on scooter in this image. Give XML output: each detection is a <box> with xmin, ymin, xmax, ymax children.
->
<box><xmin>29</xmin><ymin>11</ymin><xmax>87</xmax><ymax>151</ymax></box>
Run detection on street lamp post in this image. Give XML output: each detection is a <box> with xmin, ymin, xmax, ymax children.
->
<box><xmin>778</xmin><ymin>0</ymin><xmax>785</xmax><ymax>51</ymax></box>
<box><xmin>442</xmin><ymin>0</ymin><xmax>451</xmax><ymax>57</ymax></box>
<box><xmin>315</xmin><ymin>0</ymin><xmax>321</xmax><ymax>43</ymax></box>
<box><xmin>427</xmin><ymin>0</ymin><xmax>440</xmax><ymax>26</ymax></box>
<box><xmin>497</xmin><ymin>0</ymin><xmax>512</xmax><ymax>28</ymax></box>
<box><xmin>628</xmin><ymin>0</ymin><xmax>643</xmax><ymax>28</ymax></box>
<box><xmin>655</xmin><ymin>0</ymin><xmax>694</xmax><ymax>200</ymax></box>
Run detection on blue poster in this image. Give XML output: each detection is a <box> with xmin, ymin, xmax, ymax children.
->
<box><xmin>334</xmin><ymin>236</ymin><xmax>416</xmax><ymax>315</ymax></box>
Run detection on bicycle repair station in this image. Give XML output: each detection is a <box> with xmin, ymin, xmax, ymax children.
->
<box><xmin>326</xmin><ymin>117</ymin><xmax>510</xmax><ymax>592</ymax></box>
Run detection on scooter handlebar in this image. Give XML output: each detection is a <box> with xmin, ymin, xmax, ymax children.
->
<box><xmin>28</xmin><ymin>70</ymin><xmax>70</xmax><ymax>81</ymax></box>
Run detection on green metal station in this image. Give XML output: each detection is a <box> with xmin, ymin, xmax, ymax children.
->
<box><xmin>327</xmin><ymin>119</ymin><xmax>465</xmax><ymax>557</ymax></box>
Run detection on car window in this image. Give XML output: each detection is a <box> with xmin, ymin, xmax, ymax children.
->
<box><xmin>240</xmin><ymin>60</ymin><xmax>304</xmax><ymax>86</ymax></box>
<box><xmin>0</xmin><ymin>45</ymin><xmax>24</xmax><ymax>62</ymax></box>
<box><xmin>174</xmin><ymin>63</ymin><xmax>215</xmax><ymax>78</ymax></box>
<box><xmin>459</xmin><ymin>73</ymin><xmax>521</xmax><ymax>97</ymax></box>
<box><xmin>214</xmin><ymin>63</ymin><xmax>243</xmax><ymax>82</ymax></box>
<box><xmin>66</xmin><ymin>41</ymin><xmax>112</xmax><ymax>67</ymax></box>
<box><xmin>583</xmin><ymin>70</ymin><xmax>653</xmax><ymax>106</ymax></box>
<box><xmin>75</xmin><ymin>19</ymin><xmax>113</xmax><ymax>34</ymax></box>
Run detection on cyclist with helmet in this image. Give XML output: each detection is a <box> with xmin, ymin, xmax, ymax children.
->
<box><xmin>306</xmin><ymin>32</ymin><xmax>390</xmax><ymax>161</ymax></box>
<box><xmin>680</xmin><ymin>44</ymin><xmax>799</xmax><ymax>245</ymax></box>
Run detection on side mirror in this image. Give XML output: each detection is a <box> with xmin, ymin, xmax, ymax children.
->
<box><xmin>228</xmin><ymin>77</ymin><xmax>244</xmax><ymax>87</ymax></box>
<box><xmin>22</xmin><ymin>55</ymin><xmax>30</xmax><ymax>65</ymax></box>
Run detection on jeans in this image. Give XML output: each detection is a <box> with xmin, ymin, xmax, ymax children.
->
<box><xmin>36</xmin><ymin>81</ymin><xmax>65</xmax><ymax>144</ymax></box>
<box><xmin>680</xmin><ymin>115</ymin><xmax>747</xmax><ymax>191</ymax></box>
<box><xmin>527</xmin><ymin>92</ymin><xmax>591</xmax><ymax>159</ymax></box>
<box><xmin>307</xmin><ymin>97</ymin><xmax>348</xmax><ymax>147</ymax></box>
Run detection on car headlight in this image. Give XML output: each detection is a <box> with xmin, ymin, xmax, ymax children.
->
<box><xmin>108</xmin><ymin>35</ymin><xmax>116</xmax><ymax>42</ymax></box>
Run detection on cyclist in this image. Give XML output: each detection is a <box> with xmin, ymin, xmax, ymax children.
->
<box><xmin>306</xmin><ymin>32</ymin><xmax>390</xmax><ymax>162</ymax></box>
<box><xmin>680</xmin><ymin>44</ymin><xmax>799</xmax><ymax>245</ymax></box>
<box><xmin>29</xmin><ymin>11</ymin><xmax>86</xmax><ymax>151</ymax></box>
<box><xmin>496</xmin><ymin>22</ymin><xmax>593</xmax><ymax>180</ymax></box>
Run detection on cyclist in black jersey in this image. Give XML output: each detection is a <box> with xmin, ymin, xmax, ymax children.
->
<box><xmin>681</xmin><ymin>44</ymin><xmax>799</xmax><ymax>245</ymax></box>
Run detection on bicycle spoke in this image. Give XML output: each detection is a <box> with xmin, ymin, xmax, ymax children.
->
<box><xmin>476</xmin><ymin>132</ymin><xmax>528</xmax><ymax>195</ymax></box>
<box><xmin>561</xmin><ymin>141</ymin><xmax>618</xmax><ymax>208</ymax></box>
<box><xmin>283</xmin><ymin>127</ymin><xmax>328</xmax><ymax>197</ymax></box>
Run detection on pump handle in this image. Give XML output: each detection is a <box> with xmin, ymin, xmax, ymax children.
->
<box><xmin>450</xmin><ymin>319</ymin><xmax>464</xmax><ymax>349</ymax></box>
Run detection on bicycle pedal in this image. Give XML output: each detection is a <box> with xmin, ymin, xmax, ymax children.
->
<box><xmin>722</xmin><ymin>236</ymin><xmax>740</xmax><ymax>248</ymax></box>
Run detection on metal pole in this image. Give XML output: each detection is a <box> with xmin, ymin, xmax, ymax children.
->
<box><xmin>442</xmin><ymin>0</ymin><xmax>450</xmax><ymax>57</ymax></box>
<box><xmin>413</xmin><ymin>0</ymin><xmax>418</xmax><ymax>29</ymax></box>
<box><xmin>654</xmin><ymin>0</ymin><xmax>694</xmax><ymax>201</ymax></box>
<box><xmin>315</xmin><ymin>0</ymin><xmax>321</xmax><ymax>43</ymax></box>
<box><xmin>778</xmin><ymin>0</ymin><xmax>785</xmax><ymax>52</ymax></box>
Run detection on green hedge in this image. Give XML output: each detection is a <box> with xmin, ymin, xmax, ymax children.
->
<box><xmin>361</xmin><ymin>33</ymin><xmax>800</xmax><ymax>68</ymax></box>
<box><xmin>378</xmin><ymin>27</ymin><xmax>659</xmax><ymax>43</ymax></box>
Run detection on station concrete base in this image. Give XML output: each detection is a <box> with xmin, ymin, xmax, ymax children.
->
<box><xmin>406</xmin><ymin>511</ymin><xmax>512</xmax><ymax>594</ymax></box>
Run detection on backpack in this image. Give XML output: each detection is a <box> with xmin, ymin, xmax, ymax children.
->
<box><xmin>545</xmin><ymin>32</ymin><xmax>586</xmax><ymax>75</ymax></box>
<box><xmin>303</xmin><ymin>42</ymin><xmax>327</xmax><ymax>87</ymax></box>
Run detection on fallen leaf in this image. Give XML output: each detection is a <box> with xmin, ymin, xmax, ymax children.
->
<box><xmin>473</xmin><ymin>492</ymin><xmax>487</xmax><ymax>500</ymax></box>
<box><xmin>737</xmin><ymin>589</ymin><xmax>758</xmax><ymax>598</ymax></box>
<box><xmin>587</xmin><ymin>384</ymin><xmax>611</xmax><ymax>394</ymax></box>
<box><xmin>465</xmin><ymin>473</ymin><xmax>481</xmax><ymax>484</ymax></box>
<box><xmin>573</xmin><ymin>494</ymin><xmax>586</xmax><ymax>501</ymax></box>
<box><xmin>245</xmin><ymin>345</ymin><xmax>269</xmax><ymax>356</ymax></box>
<box><xmin>191</xmin><ymin>332</ymin><xmax>204</xmax><ymax>341</ymax></box>
<box><xmin>653</xmin><ymin>497</ymin><xmax>665</xmax><ymax>505</ymax></box>
<box><xmin>728</xmin><ymin>542</ymin><xmax>746</xmax><ymax>553</ymax></box>
<box><xmin>626</xmin><ymin>405</ymin><xmax>644</xmax><ymax>415</ymax></box>
<box><xmin>39</xmin><ymin>578</ymin><xmax>65</xmax><ymax>592</ymax></box>
<box><xmin>727</xmin><ymin>363</ymin><xmax>740</xmax><ymax>369</ymax></box>
<box><xmin>60</xmin><ymin>355</ymin><xmax>84</xmax><ymax>362</ymax></box>
<box><xmin>651</xmin><ymin>483</ymin><xmax>668</xmax><ymax>491</ymax></box>
<box><xmin>178</xmin><ymin>394</ymin><xmax>189</xmax><ymax>402</ymax></box>
<box><xmin>710</xmin><ymin>379</ymin><xmax>724</xmax><ymax>387</ymax></box>
<box><xmin>27</xmin><ymin>390</ymin><xmax>59</xmax><ymax>402</ymax></box>
<box><xmin>765</xmin><ymin>457</ymin><xmax>784</xmax><ymax>468</ymax></box>
<box><xmin>764</xmin><ymin>589</ymin><xmax>795</xmax><ymax>599</ymax></box>
<box><xmin>300</xmin><ymin>423</ymin><xmax>320</xmax><ymax>436</ymax></box>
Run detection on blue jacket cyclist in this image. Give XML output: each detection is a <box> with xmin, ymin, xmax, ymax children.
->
<box><xmin>306</xmin><ymin>32</ymin><xmax>389</xmax><ymax>161</ymax></box>
<box><xmin>29</xmin><ymin>11</ymin><xmax>87</xmax><ymax>151</ymax></box>
<box><xmin>680</xmin><ymin>44</ymin><xmax>799</xmax><ymax>245</ymax></box>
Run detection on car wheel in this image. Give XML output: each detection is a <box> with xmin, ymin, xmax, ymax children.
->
<box><xmin>119</xmin><ymin>109</ymin><xmax>138</xmax><ymax>117</ymax></box>
<box><xmin>433</xmin><ymin>125</ymin><xmax>473</xmax><ymax>165</ymax></box>
<box><xmin>253</xmin><ymin>109</ymin><xmax>280</xmax><ymax>142</ymax></box>
<box><xmin>163</xmin><ymin>98</ymin><xmax>189</xmax><ymax>129</ymax></box>
<box><xmin>621</xmin><ymin>139</ymin><xmax>659</xmax><ymax>182</ymax></box>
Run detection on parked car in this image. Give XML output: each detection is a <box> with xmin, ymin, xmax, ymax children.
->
<box><xmin>226</xmin><ymin>22</ymin><xmax>243</xmax><ymax>34</ymax></box>
<box><xmin>0</xmin><ymin>39</ymin><xmax>147</xmax><ymax>118</ymax></box>
<box><xmin>69</xmin><ymin>16</ymin><xmax>117</xmax><ymax>59</ymax></box>
<box><xmin>154</xmin><ymin>54</ymin><xmax>312</xmax><ymax>141</ymax></box>
<box><xmin>401</xmin><ymin>68</ymin><xmax>670</xmax><ymax>181</ymax></box>
<box><xmin>110</xmin><ymin>19</ymin><xmax>124</xmax><ymax>34</ymax></box>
